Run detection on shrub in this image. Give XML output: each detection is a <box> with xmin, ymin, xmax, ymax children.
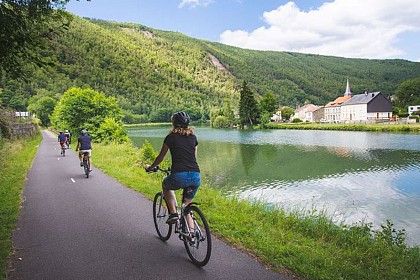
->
<box><xmin>212</xmin><ymin>115</ymin><xmax>231</xmax><ymax>128</ymax></box>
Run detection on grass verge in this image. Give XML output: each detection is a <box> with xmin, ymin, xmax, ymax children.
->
<box><xmin>265</xmin><ymin>122</ymin><xmax>420</xmax><ymax>133</ymax></box>
<box><xmin>0</xmin><ymin>134</ymin><xmax>42</xmax><ymax>280</ymax></box>
<box><xmin>93</xmin><ymin>141</ymin><xmax>420</xmax><ymax>280</ymax></box>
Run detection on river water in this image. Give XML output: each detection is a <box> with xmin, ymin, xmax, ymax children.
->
<box><xmin>128</xmin><ymin>126</ymin><xmax>420</xmax><ymax>246</ymax></box>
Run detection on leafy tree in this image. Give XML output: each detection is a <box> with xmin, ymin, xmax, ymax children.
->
<box><xmin>281</xmin><ymin>106</ymin><xmax>294</xmax><ymax>121</ymax></box>
<box><xmin>27</xmin><ymin>96</ymin><xmax>56</xmax><ymax>126</ymax></box>
<box><xmin>96</xmin><ymin>117</ymin><xmax>128</xmax><ymax>143</ymax></box>
<box><xmin>239</xmin><ymin>81</ymin><xmax>259</xmax><ymax>127</ymax></box>
<box><xmin>259</xmin><ymin>90</ymin><xmax>277</xmax><ymax>114</ymax></box>
<box><xmin>0</xmin><ymin>0</ymin><xmax>85</xmax><ymax>77</ymax></box>
<box><xmin>395</xmin><ymin>77</ymin><xmax>420</xmax><ymax>111</ymax></box>
<box><xmin>51</xmin><ymin>87</ymin><xmax>126</xmax><ymax>142</ymax></box>
<box><xmin>212</xmin><ymin>115</ymin><xmax>231</xmax><ymax>129</ymax></box>
<box><xmin>27</xmin><ymin>88</ymin><xmax>57</xmax><ymax>126</ymax></box>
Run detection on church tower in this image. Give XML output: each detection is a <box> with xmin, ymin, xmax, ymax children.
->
<box><xmin>344</xmin><ymin>79</ymin><xmax>352</xmax><ymax>96</ymax></box>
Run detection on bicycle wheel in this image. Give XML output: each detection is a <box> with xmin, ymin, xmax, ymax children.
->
<box><xmin>62</xmin><ymin>147</ymin><xmax>65</xmax><ymax>156</ymax></box>
<box><xmin>83</xmin><ymin>158</ymin><xmax>89</xmax><ymax>178</ymax></box>
<box><xmin>183</xmin><ymin>205</ymin><xmax>212</xmax><ymax>266</ymax></box>
<box><xmin>153</xmin><ymin>192</ymin><xmax>172</xmax><ymax>241</ymax></box>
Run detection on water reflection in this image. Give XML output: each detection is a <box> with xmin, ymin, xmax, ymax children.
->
<box><xmin>128</xmin><ymin>126</ymin><xmax>420</xmax><ymax>246</ymax></box>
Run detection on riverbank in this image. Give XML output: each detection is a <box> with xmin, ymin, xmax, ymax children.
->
<box><xmin>265</xmin><ymin>122</ymin><xmax>420</xmax><ymax>133</ymax></box>
<box><xmin>0</xmin><ymin>135</ymin><xmax>41</xmax><ymax>280</ymax></box>
<box><xmin>93</xmin><ymin>141</ymin><xmax>420</xmax><ymax>280</ymax></box>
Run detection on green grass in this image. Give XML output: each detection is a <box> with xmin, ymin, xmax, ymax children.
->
<box><xmin>93</xmin><ymin>141</ymin><xmax>420</xmax><ymax>280</ymax></box>
<box><xmin>265</xmin><ymin>122</ymin><xmax>420</xmax><ymax>133</ymax></box>
<box><xmin>0</xmin><ymin>134</ymin><xmax>42</xmax><ymax>280</ymax></box>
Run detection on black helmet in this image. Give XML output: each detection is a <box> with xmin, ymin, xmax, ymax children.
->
<box><xmin>172</xmin><ymin>111</ymin><xmax>190</xmax><ymax>128</ymax></box>
<box><xmin>81</xmin><ymin>129</ymin><xmax>88</xmax><ymax>136</ymax></box>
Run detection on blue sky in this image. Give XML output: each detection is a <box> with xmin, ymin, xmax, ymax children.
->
<box><xmin>66</xmin><ymin>0</ymin><xmax>420</xmax><ymax>61</ymax></box>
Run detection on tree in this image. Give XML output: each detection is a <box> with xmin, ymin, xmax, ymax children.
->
<box><xmin>27</xmin><ymin>96</ymin><xmax>56</xmax><ymax>126</ymax></box>
<box><xmin>239</xmin><ymin>81</ymin><xmax>259</xmax><ymax>127</ymax></box>
<box><xmin>281</xmin><ymin>106</ymin><xmax>294</xmax><ymax>121</ymax></box>
<box><xmin>258</xmin><ymin>90</ymin><xmax>277</xmax><ymax>114</ymax></box>
<box><xmin>396</xmin><ymin>77</ymin><xmax>420</xmax><ymax>111</ymax></box>
<box><xmin>27</xmin><ymin>89</ymin><xmax>57</xmax><ymax>126</ymax></box>
<box><xmin>51</xmin><ymin>87</ymin><xmax>126</xmax><ymax>142</ymax></box>
<box><xmin>0</xmin><ymin>0</ymin><xmax>88</xmax><ymax>77</ymax></box>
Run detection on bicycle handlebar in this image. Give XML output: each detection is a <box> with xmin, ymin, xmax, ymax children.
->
<box><xmin>145</xmin><ymin>165</ymin><xmax>171</xmax><ymax>174</ymax></box>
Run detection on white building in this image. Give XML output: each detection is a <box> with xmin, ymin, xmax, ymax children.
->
<box><xmin>324</xmin><ymin>79</ymin><xmax>352</xmax><ymax>123</ymax></box>
<box><xmin>408</xmin><ymin>105</ymin><xmax>420</xmax><ymax>116</ymax></box>
<box><xmin>341</xmin><ymin>92</ymin><xmax>393</xmax><ymax>122</ymax></box>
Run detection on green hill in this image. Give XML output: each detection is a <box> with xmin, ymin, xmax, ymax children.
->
<box><xmin>1</xmin><ymin>15</ymin><xmax>420</xmax><ymax>121</ymax></box>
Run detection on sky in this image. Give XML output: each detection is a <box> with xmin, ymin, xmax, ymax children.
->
<box><xmin>65</xmin><ymin>0</ymin><xmax>420</xmax><ymax>62</ymax></box>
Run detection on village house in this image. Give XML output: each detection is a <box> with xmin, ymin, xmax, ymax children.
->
<box><xmin>291</xmin><ymin>103</ymin><xmax>319</xmax><ymax>122</ymax></box>
<box><xmin>324</xmin><ymin>80</ymin><xmax>352</xmax><ymax>123</ymax></box>
<box><xmin>340</xmin><ymin>92</ymin><xmax>393</xmax><ymax>122</ymax></box>
<box><xmin>408</xmin><ymin>105</ymin><xmax>420</xmax><ymax>115</ymax></box>
<box><xmin>270</xmin><ymin>109</ymin><xmax>282</xmax><ymax>122</ymax></box>
<box><xmin>306</xmin><ymin>106</ymin><xmax>324</xmax><ymax>122</ymax></box>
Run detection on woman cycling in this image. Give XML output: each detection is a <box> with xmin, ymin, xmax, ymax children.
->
<box><xmin>146</xmin><ymin>111</ymin><xmax>200</xmax><ymax>224</ymax></box>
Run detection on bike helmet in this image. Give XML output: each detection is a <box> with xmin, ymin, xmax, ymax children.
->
<box><xmin>172</xmin><ymin>111</ymin><xmax>190</xmax><ymax>128</ymax></box>
<box><xmin>81</xmin><ymin>129</ymin><xmax>88</xmax><ymax>136</ymax></box>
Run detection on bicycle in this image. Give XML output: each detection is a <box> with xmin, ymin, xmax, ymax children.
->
<box><xmin>147</xmin><ymin>166</ymin><xmax>212</xmax><ymax>266</ymax></box>
<box><xmin>60</xmin><ymin>143</ymin><xmax>66</xmax><ymax>157</ymax></box>
<box><xmin>82</xmin><ymin>152</ymin><xmax>90</xmax><ymax>178</ymax></box>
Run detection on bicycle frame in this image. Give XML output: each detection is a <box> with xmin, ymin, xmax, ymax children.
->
<box><xmin>149</xmin><ymin>166</ymin><xmax>211</xmax><ymax>266</ymax></box>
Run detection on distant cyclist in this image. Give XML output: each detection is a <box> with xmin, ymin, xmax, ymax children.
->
<box><xmin>75</xmin><ymin>129</ymin><xmax>92</xmax><ymax>171</ymax></box>
<box><xmin>57</xmin><ymin>131</ymin><xmax>67</xmax><ymax>154</ymax></box>
<box><xmin>146</xmin><ymin>111</ymin><xmax>200</xmax><ymax>224</ymax></box>
<box><xmin>64</xmin><ymin>130</ymin><xmax>71</xmax><ymax>147</ymax></box>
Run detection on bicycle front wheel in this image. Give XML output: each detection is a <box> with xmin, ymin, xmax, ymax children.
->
<box><xmin>183</xmin><ymin>205</ymin><xmax>212</xmax><ymax>266</ymax></box>
<box><xmin>153</xmin><ymin>192</ymin><xmax>172</xmax><ymax>241</ymax></box>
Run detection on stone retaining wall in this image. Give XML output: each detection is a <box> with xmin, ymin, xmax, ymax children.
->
<box><xmin>10</xmin><ymin>123</ymin><xmax>38</xmax><ymax>138</ymax></box>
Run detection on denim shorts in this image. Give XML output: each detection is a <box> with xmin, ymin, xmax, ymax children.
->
<box><xmin>163</xmin><ymin>172</ymin><xmax>200</xmax><ymax>200</ymax></box>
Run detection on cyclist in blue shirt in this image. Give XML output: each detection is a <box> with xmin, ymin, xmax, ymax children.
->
<box><xmin>75</xmin><ymin>129</ymin><xmax>92</xmax><ymax>171</ymax></box>
<box><xmin>146</xmin><ymin>111</ymin><xmax>200</xmax><ymax>224</ymax></box>
<box><xmin>57</xmin><ymin>131</ymin><xmax>67</xmax><ymax>154</ymax></box>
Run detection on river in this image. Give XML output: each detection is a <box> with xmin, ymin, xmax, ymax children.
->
<box><xmin>127</xmin><ymin>125</ymin><xmax>420</xmax><ymax>246</ymax></box>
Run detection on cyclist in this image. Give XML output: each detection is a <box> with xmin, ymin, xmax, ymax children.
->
<box><xmin>146</xmin><ymin>111</ymin><xmax>200</xmax><ymax>224</ymax></box>
<box><xmin>75</xmin><ymin>129</ymin><xmax>92</xmax><ymax>171</ymax></box>
<box><xmin>57</xmin><ymin>131</ymin><xmax>67</xmax><ymax>154</ymax></box>
<box><xmin>64</xmin><ymin>129</ymin><xmax>71</xmax><ymax>147</ymax></box>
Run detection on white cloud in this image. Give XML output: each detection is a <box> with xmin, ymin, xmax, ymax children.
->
<box><xmin>220</xmin><ymin>0</ymin><xmax>420</xmax><ymax>59</ymax></box>
<box><xmin>178</xmin><ymin>0</ymin><xmax>214</xmax><ymax>8</ymax></box>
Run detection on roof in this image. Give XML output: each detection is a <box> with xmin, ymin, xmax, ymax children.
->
<box><xmin>325</xmin><ymin>96</ymin><xmax>351</xmax><ymax>107</ymax></box>
<box><xmin>342</xmin><ymin>92</ymin><xmax>381</xmax><ymax>105</ymax></box>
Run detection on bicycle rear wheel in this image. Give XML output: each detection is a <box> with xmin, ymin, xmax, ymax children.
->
<box><xmin>83</xmin><ymin>158</ymin><xmax>89</xmax><ymax>178</ymax></box>
<box><xmin>183</xmin><ymin>205</ymin><xmax>211</xmax><ymax>266</ymax></box>
<box><xmin>153</xmin><ymin>192</ymin><xmax>172</xmax><ymax>241</ymax></box>
<box><xmin>62</xmin><ymin>146</ymin><xmax>66</xmax><ymax>156</ymax></box>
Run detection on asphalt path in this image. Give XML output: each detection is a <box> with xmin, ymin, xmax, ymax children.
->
<box><xmin>8</xmin><ymin>130</ymin><xmax>292</xmax><ymax>280</ymax></box>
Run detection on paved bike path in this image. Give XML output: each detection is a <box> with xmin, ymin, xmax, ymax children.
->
<box><xmin>9</xmin><ymin>130</ymin><xmax>292</xmax><ymax>280</ymax></box>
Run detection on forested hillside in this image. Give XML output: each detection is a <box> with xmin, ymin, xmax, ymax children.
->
<box><xmin>1</xmin><ymin>15</ymin><xmax>420</xmax><ymax>122</ymax></box>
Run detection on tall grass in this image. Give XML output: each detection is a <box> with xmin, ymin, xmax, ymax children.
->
<box><xmin>94</xmin><ymin>141</ymin><xmax>420</xmax><ymax>280</ymax></box>
<box><xmin>0</xmin><ymin>134</ymin><xmax>41</xmax><ymax>280</ymax></box>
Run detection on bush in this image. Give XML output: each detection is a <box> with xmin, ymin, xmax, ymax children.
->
<box><xmin>212</xmin><ymin>115</ymin><xmax>231</xmax><ymax>128</ymax></box>
<box><xmin>292</xmin><ymin>118</ymin><xmax>303</xmax><ymax>123</ymax></box>
<box><xmin>96</xmin><ymin>117</ymin><xmax>129</xmax><ymax>143</ymax></box>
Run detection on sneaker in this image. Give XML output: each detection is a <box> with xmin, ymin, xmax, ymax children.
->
<box><xmin>166</xmin><ymin>213</ymin><xmax>179</xmax><ymax>224</ymax></box>
<box><xmin>80</xmin><ymin>162</ymin><xmax>83</xmax><ymax>167</ymax></box>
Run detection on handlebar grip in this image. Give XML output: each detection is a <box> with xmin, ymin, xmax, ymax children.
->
<box><xmin>145</xmin><ymin>165</ymin><xmax>159</xmax><ymax>173</ymax></box>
